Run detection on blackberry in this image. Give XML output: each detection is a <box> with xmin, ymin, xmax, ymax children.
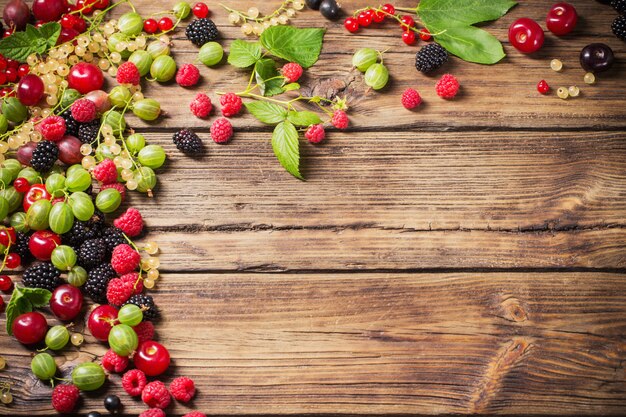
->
<box><xmin>77</xmin><ymin>120</ymin><xmax>100</xmax><ymax>144</ymax></box>
<box><xmin>22</xmin><ymin>262</ymin><xmax>62</xmax><ymax>292</ymax></box>
<box><xmin>415</xmin><ymin>43</ymin><xmax>448</xmax><ymax>74</ymax></box>
<box><xmin>89</xmin><ymin>209</ymin><xmax>106</xmax><ymax>232</ymax></box>
<box><xmin>185</xmin><ymin>18</ymin><xmax>218</xmax><ymax>46</ymax></box>
<box><xmin>173</xmin><ymin>129</ymin><xmax>203</xmax><ymax>155</ymax></box>
<box><xmin>85</xmin><ymin>263</ymin><xmax>116</xmax><ymax>303</ymax></box>
<box><xmin>123</xmin><ymin>294</ymin><xmax>159</xmax><ymax>321</ymax></box>
<box><xmin>30</xmin><ymin>140</ymin><xmax>59</xmax><ymax>172</ymax></box>
<box><xmin>612</xmin><ymin>15</ymin><xmax>626</xmax><ymax>41</ymax></box>
<box><xmin>62</xmin><ymin>220</ymin><xmax>99</xmax><ymax>247</ymax></box>
<box><xmin>78</xmin><ymin>238</ymin><xmax>107</xmax><ymax>269</ymax></box>
<box><xmin>612</xmin><ymin>0</ymin><xmax>626</xmax><ymax>13</ymax></box>
<box><xmin>13</xmin><ymin>231</ymin><xmax>33</xmax><ymax>264</ymax></box>
<box><xmin>101</xmin><ymin>226</ymin><xmax>126</xmax><ymax>253</ymax></box>
<box><xmin>59</xmin><ymin>109</ymin><xmax>80</xmax><ymax>137</ymax></box>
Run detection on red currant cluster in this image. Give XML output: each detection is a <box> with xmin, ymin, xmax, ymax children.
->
<box><xmin>344</xmin><ymin>3</ymin><xmax>431</xmax><ymax>45</ymax></box>
<box><xmin>143</xmin><ymin>2</ymin><xmax>208</xmax><ymax>34</ymax></box>
<box><xmin>0</xmin><ymin>56</ymin><xmax>30</xmax><ymax>97</ymax></box>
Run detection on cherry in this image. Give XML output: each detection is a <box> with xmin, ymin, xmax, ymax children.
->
<box><xmin>29</xmin><ymin>230</ymin><xmax>62</xmax><ymax>261</ymax></box>
<box><xmin>400</xmin><ymin>15</ymin><xmax>414</xmax><ymax>30</ymax></box>
<box><xmin>143</xmin><ymin>19</ymin><xmax>158</xmax><ymax>34</ymax></box>
<box><xmin>357</xmin><ymin>10</ymin><xmax>372</xmax><ymax>27</ymax></box>
<box><xmin>16</xmin><ymin>74</ymin><xmax>45</xmax><ymax>106</ymax></box>
<box><xmin>50</xmin><ymin>284</ymin><xmax>83</xmax><ymax>321</ymax></box>
<box><xmin>13</xmin><ymin>177</ymin><xmax>30</xmax><ymax>193</ymax></box>
<box><xmin>344</xmin><ymin>17</ymin><xmax>359</xmax><ymax>33</ymax></box>
<box><xmin>0</xmin><ymin>275</ymin><xmax>13</xmax><ymax>292</ymax></box>
<box><xmin>67</xmin><ymin>62</ymin><xmax>103</xmax><ymax>94</ymax></box>
<box><xmin>546</xmin><ymin>3</ymin><xmax>577</xmax><ymax>36</ymax></box>
<box><xmin>158</xmin><ymin>17</ymin><xmax>173</xmax><ymax>31</ymax></box>
<box><xmin>5</xmin><ymin>253</ymin><xmax>20</xmax><ymax>269</ymax></box>
<box><xmin>537</xmin><ymin>80</ymin><xmax>550</xmax><ymax>94</ymax></box>
<box><xmin>192</xmin><ymin>2</ymin><xmax>209</xmax><ymax>18</ymax></box>
<box><xmin>32</xmin><ymin>0</ymin><xmax>68</xmax><ymax>22</ymax></box>
<box><xmin>23</xmin><ymin>184</ymin><xmax>52</xmax><ymax>212</ymax></box>
<box><xmin>12</xmin><ymin>312</ymin><xmax>47</xmax><ymax>345</ymax></box>
<box><xmin>402</xmin><ymin>30</ymin><xmax>416</xmax><ymax>45</ymax></box>
<box><xmin>133</xmin><ymin>341</ymin><xmax>171</xmax><ymax>376</ymax></box>
<box><xmin>580</xmin><ymin>43</ymin><xmax>614</xmax><ymax>73</ymax></box>
<box><xmin>88</xmin><ymin>305</ymin><xmax>118</xmax><ymax>341</ymax></box>
<box><xmin>419</xmin><ymin>29</ymin><xmax>432</xmax><ymax>41</ymax></box>
<box><xmin>508</xmin><ymin>18</ymin><xmax>544</xmax><ymax>54</ymax></box>
<box><xmin>381</xmin><ymin>3</ymin><xmax>395</xmax><ymax>16</ymax></box>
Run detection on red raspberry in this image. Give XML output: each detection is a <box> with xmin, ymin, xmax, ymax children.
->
<box><xmin>210</xmin><ymin>117</ymin><xmax>233</xmax><ymax>144</ymax></box>
<box><xmin>331</xmin><ymin>110</ymin><xmax>349</xmax><ymax>130</ymax></box>
<box><xmin>183</xmin><ymin>412</ymin><xmax>207</xmax><ymax>417</ymax></box>
<box><xmin>111</xmin><ymin>243</ymin><xmax>141</xmax><ymax>275</ymax></box>
<box><xmin>219</xmin><ymin>93</ymin><xmax>242</xmax><ymax>117</ymax></box>
<box><xmin>101</xmin><ymin>182</ymin><xmax>126</xmax><ymax>201</ymax></box>
<box><xmin>169</xmin><ymin>376</ymin><xmax>196</xmax><ymax>402</ymax></box>
<box><xmin>401</xmin><ymin>88</ymin><xmax>422</xmax><ymax>109</ymax></box>
<box><xmin>101</xmin><ymin>348</ymin><xmax>130</xmax><ymax>372</ymax></box>
<box><xmin>435</xmin><ymin>74</ymin><xmax>460</xmax><ymax>99</ymax></box>
<box><xmin>51</xmin><ymin>384</ymin><xmax>79</xmax><ymax>413</ymax></box>
<box><xmin>140</xmin><ymin>409</ymin><xmax>166</xmax><ymax>417</ymax></box>
<box><xmin>37</xmin><ymin>116</ymin><xmax>66</xmax><ymax>141</ymax></box>
<box><xmin>106</xmin><ymin>277</ymin><xmax>134</xmax><ymax>305</ymax></box>
<box><xmin>281</xmin><ymin>62</ymin><xmax>303</xmax><ymax>83</ymax></box>
<box><xmin>122</xmin><ymin>369</ymin><xmax>147</xmax><ymax>397</ymax></box>
<box><xmin>189</xmin><ymin>93</ymin><xmax>212</xmax><ymax>118</ymax></box>
<box><xmin>142</xmin><ymin>381</ymin><xmax>171</xmax><ymax>409</ymax></box>
<box><xmin>117</xmin><ymin>61</ymin><xmax>141</xmax><ymax>86</ymax></box>
<box><xmin>121</xmin><ymin>272</ymin><xmax>143</xmax><ymax>295</ymax></box>
<box><xmin>71</xmin><ymin>98</ymin><xmax>97</xmax><ymax>122</ymax></box>
<box><xmin>305</xmin><ymin>124</ymin><xmax>325</xmax><ymax>144</ymax></box>
<box><xmin>92</xmin><ymin>159</ymin><xmax>118</xmax><ymax>184</ymax></box>
<box><xmin>176</xmin><ymin>63</ymin><xmax>200</xmax><ymax>87</ymax></box>
<box><xmin>133</xmin><ymin>320</ymin><xmax>155</xmax><ymax>344</ymax></box>
<box><xmin>114</xmin><ymin>208</ymin><xmax>144</xmax><ymax>237</ymax></box>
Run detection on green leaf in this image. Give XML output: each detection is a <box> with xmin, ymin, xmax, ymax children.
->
<box><xmin>435</xmin><ymin>26</ymin><xmax>506</xmax><ymax>64</ymax></box>
<box><xmin>25</xmin><ymin>24</ymin><xmax>40</xmax><ymax>40</ymax></box>
<box><xmin>260</xmin><ymin>26</ymin><xmax>325</xmax><ymax>68</ymax></box>
<box><xmin>272</xmin><ymin>121</ymin><xmax>302</xmax><ymax>180</ymax></box>
<box><xmin>287</xmin><ymin>111</ymin><xmax>322</xmax><ymax>127</ymax></box>
<box><xmin>254</xmin><ymin>59</ymin><xmax>284</xmax><ymax>97</ymax></box>
<box><xmin>227</xmin><ymin>40</ymin><xmax>262</xmax><ymax>68</ymax></box>
<box><xmin>0</xmin><ymin>32</ymin><xmax>37</xmax><ymax>62</ymax></box>
<box><xmin>283</xmin><ymin>83</ymin><xmax>300</xmax><ymax>92</ymax></box>
<box><xmin>38</xmin><ymin>22</ymin><xmax>62</xmax><ymax>49</ymax></box>
<box><xmin>5</xmin><ymin>286</ymin><xmax>29</xmax><ymax>335</ymax></box>
<box><xmin>244</xmin><ymin>101</ymin><xmax>288</xmax><ymax>124</ymax></box>
<box><xmin>24</xmin><ymin>287</ymin><xmax>52</xmax><ymax>308</ymax></box>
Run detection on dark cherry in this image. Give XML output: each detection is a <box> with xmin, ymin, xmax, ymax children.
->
<box><xmin>580</xmin><ymin>43</ymin><xmax>615</xmax><ymax>73</ymax></box>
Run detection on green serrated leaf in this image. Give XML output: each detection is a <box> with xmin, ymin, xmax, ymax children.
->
<box><xmin>254</xmin><ymin>59</ymin><xmax>284</xmax><ymax>97</ymax></box>
<box><xmin>5</xmin><ymin>286</ymin><xmax>30</xmax><ymax>335</ymax></box>
<box><xmin>435</xmin><ymin>26</ymin><xmax>506</xmax><ymax>64</ymax></box>
<box><xmin>38</xmin><ymin>22</ymin><xmax>62</xmax><ymax>49</ymax></box>
<box><xmin>272</xmin><ymin>121</ymin><xmax>302</xmax><ymax>180</ymax></box>
<box><xmin>260</xmin><ymin>26</ymin><xmax>325</xmax><ymax>68</ymax></box>
<box><xmin>25</xmin><ymin>24</ymin><xmax>40</xmax><ymax>40</ymax></box>
<box><xmin>227</xmin><ymin>40</ymin><xmax>262</xmax><ymax>68</ymax></box>
<box><xmin>0</xmin><ymin>32</ymin><xmax>37</xmax><ymax>62</ymax></box>
<box><xmin>23</xmin><ymin>287</ymin><xmax>52</xmax><ymax>308</ymax></box>
<box><xmin>417</xmin><ymin>0</ymin><xmax>517</xmax><ymax>26</ymax></box>
<box><xmin>244</xmin><ymin>101</ymin><xmax>287</xmax><ymax>124</ymax></box>
<box><xmin>283</xmin><ymin>83</ymin><xmax>300</xmax><ymax>92</ymax></box>
<box><xmin>287</xmin><ymin>111</ymin><xmax>322</xmax><ymax>127</ymax></box>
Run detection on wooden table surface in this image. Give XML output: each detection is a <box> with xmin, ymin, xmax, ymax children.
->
<box><xmin>2</xmin><ymin>0</ymin><xmax>626</xmax><ymax>415</ymax></box>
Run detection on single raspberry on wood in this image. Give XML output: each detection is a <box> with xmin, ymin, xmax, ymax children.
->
<box><xmin>305</xmin><ymin>124</ymin><xmax>325</xmax><ymax>144</ymax></box>
<box><xmin>107</xmin><ymin>277</ymin><xmax>134</xmax><ymax>305</ymax></box>
<box><xmin>111</xmin><ymin>243</ymin><xmax>141</xmax><ymax>275</ymax></box>
<box><xmin>92</xmin><ymin>159</ymin><xmax>118</xmax><ymax>184</ymax></box>
<box><xmin>170</xmin><ymin>377</ymin><xmax>196</xmax><ymax>402</ymax></box>
<box><xmin>101</xmin><ymin>348</ymin><xmax>130</xmax><ymax>373</ymax></box>
<box><xmin>176</xmin><ymin>63</ymin><xmax>201</xmax><ymax>87</ymax></box>
<box><xmin>219</xmin><ymin>92</ymin><xmax>242</xmax><ymax>117</ymax></box>
<box><xmin>142</xmin><ymin>381</ymin><xmax>171</xmax><ymax>409</ymax></box>
<box><xmin>189</xmin><ymin>93</ymin><xmax>212</xmax><ymax>118</ymax></box>
<box><xmin>435</xmin><ymin>74</ymin><xmax>460</xmax><ymax>99</ymax></box>
<box><xmin>122</xmin><ymin>369</ymin><xmax>147</xmax><ymax>397</ymax></box>
<box><xmin>133</xmin><ymin>320</ymin><xmax>155</xmax><ymax>343</ymax></box>
<box><xmin>140</xmin><ymin>409</ymin><xmax>166</xmax><ymax>417</ymax></box>
<box><xmin>331</xmin><ymin>110</ymin><xmax>349</xmax><ymax>130</ymax></box>
<box><xmin>117</xmin><ymin>61</ymin><xmax>141</xmax><ymax>85</ymax></box>
<box><xmin>210</xmin><ymin>117</ymin><xmax>233</xmax><ymax>143</ymax></box>
<box><xmin>37</xmin><ymin>116</ymin><xmax>66</xmax><ymax>141</ymax></box>
<box><xmin>71</xmin><ymin>98</ymin><xmax>97</xmax><ymax>123</ymax></box>
<box><xmin>281</xmin><ymin>62</ymin><xmax>303</xmax><ymax>83</ymax></box>
<box><xmin>51</xmin><ymin>384</ymin><xmax>80</xmax><ymax>413</ymax></box>
<box><xmin>401</xmin><ymin>88</ymin><xmax>422</xmax><ymax>109</ymax></box>
<box><xmin>114</xmin><ymin>208</ymin><xmax>144</xmax><ymax>237</ymax></box>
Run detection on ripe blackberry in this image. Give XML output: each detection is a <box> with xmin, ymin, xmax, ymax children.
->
<box><xmin>78</xmin><ymin>238</ymin><xmax>107</xmax><ymax>269</ymax></box>
<box><xmin>185</xmin><ymin>18</ymin><xmax>218</xmax><ymax>46</ymax></box>
<box><xmin>612</xmin><ymin>0</ymin><xmax>626</xmax><ymax>14</ymax></box>
<box><xmin>59</xmin><ymin>109</ymin><xmax>80</xmax><ymax>137</ymax></box>
<box><xmin>85</xmin><ymin>263</ymin><xmax>116</xmax><ymax>303</ymax></box>
<box><xmin>173</xmin><ymin>129</ymin><xmax>203</xmax><ymax>155</ymax></box>
<box><xmin>89</xmin><ymin>209</ymin><xmax>106</xmax><ymax>232</ymax></box>
<box><xmin>13</xmin><ymin>231</ymin><xmax>33</xmax><ymax>263</ymax></box>
<box><xmin>77</xmin><ymin>120</ymin><xmax>100</xmax><ymax>144</ymax></box>
<box><xmin>123</xmin><ymin>294</ymin><xmax>159</xmax><ymax>321</ymax></box>
<box><xmin>30</xmin><ymin>140</ymin><xmax>59</xmax><ymax>172</ymax></box>
<box><xmin>415</xmin><ymin>43</ymin><xmax>448</xmax><ymax>74</ymax></box>
<box><xmin>101</xmin><ymin>226</ymin><xmax>126</xmax><ymax>253</ymax></box>
<box><xmin>62</xmin><ymin>220</ymin><xmax>99</xmax><ymax>247</ymax></box>
<box><xmin>22</xmin><ymin>262</ymin><xmax>62</xmax><ymax>292</ymax></box>
<box><xmin>612</xmin><ymin>15</ymin><xmax>626</xmax><ymax>41</ymax></box>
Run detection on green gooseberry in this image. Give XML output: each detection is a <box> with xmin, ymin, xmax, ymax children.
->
<box><xmin>352</xmin><ymin>48</ymin><xmax>378</xmax><ymax>72</ymax></box>
<box><xmin>364</xmin><ymin>63</ymin><xmax>389</xmax><ymax>90</ymax></box>
<box><xmin>198</xmin><ymin>41</ymin><xmax>223</xmax><ymax>67</ymax></box>
<box><xmin>150</xmin><ymin>55</ymin><xmax>177</xmax><ymax>82</ymax></box>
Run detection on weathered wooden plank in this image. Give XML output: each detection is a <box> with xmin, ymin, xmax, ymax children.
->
<box><xmin>3</xmin><ymin>273</ymin><xmax>626</xmax><ymax>415</ymax></box>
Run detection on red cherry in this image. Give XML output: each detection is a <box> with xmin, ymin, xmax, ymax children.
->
<box><xmin>143</xmin><ymin>19</ymin><xmax>158</xmax><ymax>34</ymax></box>
<box><xmin>133</xmin><ymin>341</ymin><xmax>171</xmax><ymax>376</ymax></box>
<box><xmin>32</xmin><ymin>0</ymin><xmax>69</xmax><ymax>22</ymax></box>
<box><xmin>192</xmin><ymin>2</ymin><xmax>209</xmax><ymax>18</ymax></box>
<box><xmin>29</xmin><ymin>230</ymin><xmax>62</xmax><ymax>261</ymax></box>
<box><xmin>17</xmin><ymin>74</ymin><xmax>45</xmax><ymax>106</ymax></box>
<box><xmin>12</xmin><ymin>312</ymin><xmax>47</xmax><ymax>345</ymax></box>
<box><xmin>546</xmin><ymin>2</ymin><xmax>577</xmax><ymax>36</ymax></box>
<box><xmin>88</xmin><ymin>305</ymin><xmax>119</xmax><ymax>341</ymax></box>
<box><xmin>158</xmin><ymin>17</ymin><xmax>173</xmax><ymax>31</ymax></box>
<box><xmin>381</xmin><ymin>3</ymin><xmax>395</xmax><ymax>16</ymax></box>
<box><xmin>67</xmin><ymin>62</ymin><xmax>103</xmax><ymax>94</ymax></box>
<box><xmin>23</xmin><ymin>183</ymin><xmax>52</xmax><ymax>212</ymax></box>
<box><xmin>419</xmin><ymin>28</ymin><xmax>432</xmax><ymax>41</ymax></box>
<box><xmin>13</xmin><ymin>177</ymin><xmax>30</xmax><ymax>193</ymax></box>
<box><xmin>400</xmin><ymin>15</ymin><xmax>414</xmax><ymax>30</ymax></box>
<box><xmin>358</xmin><ymin>11</ymin><xmax>373</xmax><ymax>27</ymax></box>
<box><xmin>0</xmin><ymin>275</ymin><xmax>13</xmax><ymax>292</ymax></box>
<box><xmin>5</xmin><ymin>68</ymin><xmax>17</xmax><ymax>82</ymax></box>
<box><xmin>537</xmin><ymin>80</ymin><xmax>550</xmax><ymax>94</ymax></box>
<box><xmin>5</xmin><ymin>253</ymin><xmax>20</xmax><ymax>269</ymax></box>
<box><xmin>508</xmin><ymin>18</ymin><xmax>544</xmax><ymax>54</ymax></box>
<box><xmin>50</xmin><ymin>285</ymin><xmax>84</xmax><ymax>321</ymax></box>
<box><xmin>402</xmin><ymin>30</ymin><xmax>416</xmax><ymax>45</ymax></box>
<box><xmin>344</xmin><ymin>17</ymin><xmax>359</xmax><ymax>33</ymax></box>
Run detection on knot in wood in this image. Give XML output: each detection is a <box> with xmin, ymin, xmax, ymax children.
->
<box><xmin>499</xmin><ymin>297</ymin><xmax>528</xmax><ymax>323</ymax></box>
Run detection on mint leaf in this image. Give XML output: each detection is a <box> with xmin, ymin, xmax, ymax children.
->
<box><xmin>435</xmin><ymin>26</ymin><xmax>506</xmax><ymax>65</ymax></box>
<box><xmin>244</xmin><ymin>101</ymin><xmax>287</xmax><ymax>124</ymax></box>
<box><xmin>260</xmin><ymin>26</ymin><xmax>325</xmax><ymax>68</ymax></box>
<box><xmin>25</xmin><ymin>24</ymin><xmax>40</xmax><ymax>40</ymax></box>
<box><xmin>38</xmin><ymin>22</ymin><xmax>62</xmax><ymax>49</ymax></box>
<box><xmin>254</xmin><ymin>59</ymin><xmax>284</xmax><ymax>97</ymax></box>
<box><xmin>24</xmin><ymin>287</ymin><xmax>52</xmax><ymax>308</ymax></box>
<box><xmin>0</xmin><ymin>32</ymin><xmax>37</xmax><ymax>62</ymax></box>
<box><xmin>272</xmin><ymin>121</ymin><xmax>302</xmax><ymax>180</ymax></box>
<box><xmin>228</xmin><ymin>40</ymin><xmax>262</xmax><ymax>68</ymax></box>
<box><xmin>287</xmin><ymin>111</ymin><xmax>322</xmax><ymax>127</ymax></box>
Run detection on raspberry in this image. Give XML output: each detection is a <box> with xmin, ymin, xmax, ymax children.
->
<box><xmin>111</xmin><ymin>243</ymin><xmax>140</xmax><ymax>275</ymax></box>
<box><xmin>142</xmin><ymin>381</ymin><xmax>171</xmax><ymax>409</ymax></box>
<box><xmin>219</xmin><ymin>92</ymin><xmax>242</xmax><ymax>117</ymax></box>
<box><xmin>170</xmin><ymin>377</ymin><xmax>196</xmax><ymax>402</ymax></box>
<box><xmin>189</xmin><ymin>93</ymin><xmax>212</xmax><ymax>118</ymax></box>
<box><xmin>435</xmin><ymin>74</ymin><xmax>460</xmax><ymax>99</ymax></box>
<box><xmin>121</xmin><ymin>272</ymin><xmax>143</xmax><ymax>295</ymax></box>
<box><xmin>101</xmin><ymin>182</ymin><xmax>127</xmax><ymax>201</ymax></box>
<box><xmin>70</xmin><ymin>98</ymin><xmax>97</xmax><ymax>123</ymax></box>
<box><xmin>305</xmin><ymin>124</ymin><xmax>325</xmax><ymax>144</ymax></box>
<box><xmin>210</xmin><ymin>117</ymin><xmax>233</xmax><ymax>143</ymax></box>
<box><xmin>51</xmin><ymin>384</ymin><xmax>80</xmax><ymax>413</ymax></box>
<box><xmin>122</xmin><ymin>369</ymin><xmax>147</xmax><ymax>397</ymax></box>
<box><xmin>140</xmin><ymin>409</ymin><xmax>166</xmax><ymax>417</ymax></box>
<box><xmin>37</xmin><ymin>116</ymin><xmax>66</xmax><ymax>141</ymax></box>
<box><xmin>92</xmin><ymin>159</ymin><xmax>118</xmax><ymax>184</ymax></box>
<box><xmin>106</xmin><ymin>277</ymin><xmax>134</xmax><ymax>305</ymax></box>
<box><xmin>176</xmin><ymin>63</ymin><xmax>201</xmax><ymax>87</ymax></box>
<box><xmin>133</xmin><ymin>320</ymin><xmax>155</xmax><ymax>343</ymax></box>
<box><xmin>101</xmin><ymin>348</ymin><xmax>130</xmax><ymax>372</ymax></box>
<box><xmin>114</xmin><ymin>208</ymin><xmax>144</xmax><ymax>237</ymax></box>
<box><xmin>401</xmin><ymin>88</ymin><xmax>422</xmax><ymax>109</ymax></box>
<box><xmin>183</xmin><ymin>412</ymin><xmax>207</xmax><ymax>417</ymax></box>
<box><xmin>281</xmin><ymin>62</ymin><xmax>303</xmax><ymax>83</ymax></box>
<box><xmin>331</xmin><ymin>110</ymin><xmax>349</xmax><ymax>130</ymax></box>
<box><xmin>116</xmin><ymin>61</ymin><xmax>141</xmax><ymax>86</ymax></box>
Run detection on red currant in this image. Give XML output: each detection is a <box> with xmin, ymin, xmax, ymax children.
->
<box><xmin>0</xmin><ymin>297</ymin><xmax>4</xmax><ymax>312</ymax></box>
<box><xmin>0</xmin><ymin>275</ymin><xmax>13</xmax><ymax>292</ymax></box>
<box><xmin>57</xmin><ymin>27</ymin><xmax>79</xmax><ymax>44</ymax></box>
<box><xmin>192</xmin><ymin>2</ymin><xmax>209</xmax><ymax>18</ymax></box>
<box><xmin>402</xmin><ymin>30</ymin><xmax>416</xmax><ymax>45</ymax></box>
<box><xmin>381</xmin><ymin>3</ymin><xmax>395</xmax><ymax>16</ymax></box>
<box><xmin>61</xmin><ymin>14</ymin><xmax>75</xmax><ymax>29</ymax></box>
<box><xmin>12</xmin><ymin>312</ymin><xmax>47</xmax><ymax>345</ymax></box>
<box><xmin>13</xmin><ymin>177</ymin><xmax>30</xmax><ymax>193</ymax></box>
<box><xmin>7</xmin><ymin>59</ymin><xmax>18</xmax><ymax>69</ymax></box>
<box><xmin>88</xmin><ymin>305</ymin><xmax>118</xmax><ymax>341</ymax></box>
<box><xmin>0</xmin><ymin>57</ymin><xmax>7</xmax><ymax>71</ymax></box>
<box><xmin>373</xmin><ymin>10</ymin><xmax>385</xmax><ymax>23</ymax></box>
<box><xmin>419</xmin><ymin>28</ymin><xmax>431</xmax><ymax>41</ymax></box>
<box><xmin>357</xmin><ymin>11</ymin><xmax>372</xmax><ymax>27</ymax></box>
<box><xmin>17</xmin><ymin>64</ymin><xmax>29</xmax><ymax>78</ymax></box>
<box><xmin>50</xmin><ymin>284</ymin><xmax>83</xmax><ymax>321</ymax></box>
<box><xmin>17</xmin><ymin>74</ymin><xmax>45</xmax><ymax>106</ymax></box>
<box><xmin>508</xmin><ymin>18</ymin><xmax>544</xmax><ymax>54</ymax></box>
<box><xmin>143</xmin><ymin>18</ymin><xmax>158</xmax><ymax>34</ymax></box>
<box><xmin>344</xmin><ymin>17</ymin><xmax>359</xmax><ymax>33</ymax></box>
<box><xmin>5</xmin><ymin>68</ymin><xmax>17</xmax><ymax>82</ymax></box>
<box><xmin>76</xmin><ymin>0</ymin><xmax>93</xmax><ymax>14</ymax></box>
<box><xmin>0</xmin><ymin>227</ymin><xmax>15</xmax><ymax>247</ymax></box>
<box><xmin>29</xmin><ymin>230</ymin><xmax>61</xmax><ymax>261</ymax></box>
<box><xmin>133</xmin><ymin>341</ymin><xmax>171</xmax><ymax>376</ymax></box>
<box><xmin>158</xmin><ymin>17</ymin><xmax>174</xmax><ymax>31</ymax></box>
<box><xmin>73</xmin><ymin>17</ymin><xmax>87</xmax><ymax>33</ymax></box>
<box><xmin>537</xmin><ymin>80</ymin><xmax>550</xmax><ymax>94</ymax></box>
<box><xmin>94</xmin><ymin>0</ymin><xmax>109</xmax><ymax>9</ymax></box>
<box><xmin>3</xmin><ymin>29</ymin><xmax>13</xmax><ymax>38</ymax></box>
<box><xmin>400</xmin><ymin>15</ymin><xmax>414</xmax><ymax>30</ymax></box>
<box><xmin>0</xmin><ymin>72</ymin><xmax>6</xmax><ymax>85</ymax></box>
<box><xmin>5</xmin><ymin>253</ymin><xmax>20</xmax><ymax>269</ymax></box>
<box><xmin>546</xmin><ymin>2</ymin><xmax>577</xmax><ymax>36</ymax></box>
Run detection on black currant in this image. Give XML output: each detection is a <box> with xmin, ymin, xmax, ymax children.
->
<box><xmin>305</xmin><ymin>0</ymin><xmax>323</xmax><ymax>10</ymax></box>
<box><xmin>319</xmin><ymin>0</ymin><xmax>340</xmax><ymax>20</ymax></box>
<box><xmin>580</xmin><ymin>43</ymin><xmax>615</xmax><ymax>73</ymax></box>
<box><xmin>103</xmin><ymin>395</ymin><xmax>121</xmax><ymax>412</ymax></box>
